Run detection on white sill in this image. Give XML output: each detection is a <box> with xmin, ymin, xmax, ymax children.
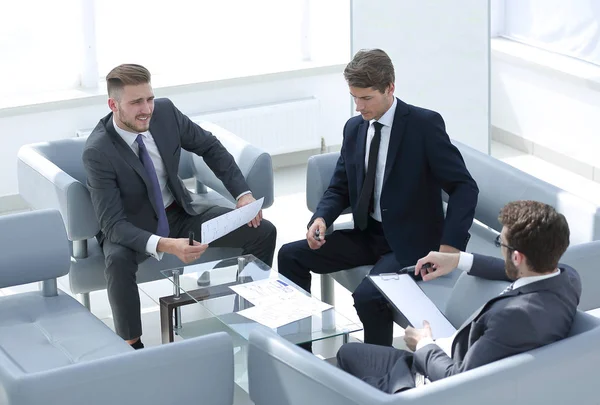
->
<box><xmin>0</xmin><ymin>60</ymin><xmax>347</xmax><ymax>118</ymax></box>
<box><xmin>491</xmin><ymin>37</ymin><xmax>600</xmax><ymax>91</ymax></box>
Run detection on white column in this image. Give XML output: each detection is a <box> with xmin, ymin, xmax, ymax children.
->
<box><xmin>80</xmin><ymin>0</ymin><xmax>99</xmax><ymax>89</ymax></box>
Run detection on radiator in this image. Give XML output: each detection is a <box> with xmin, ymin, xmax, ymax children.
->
<box><xmin>77</xmin><ymin>98</ymin><xmax>321</xmax><ymax>156</ymax></box>
<box><xmin>190</xmin><ymin>98</ymin><xmax>321</xmax><ymax>155</ymax></box>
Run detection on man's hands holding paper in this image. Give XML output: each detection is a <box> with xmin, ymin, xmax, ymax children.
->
<box><xmin>415</xmin><ymin>252</ymin><xmax>461</xmax><ymax>281</ymax></box>
<box><xmin>158</xmin><ymin>238</ymin><xmax>208</xmax><ymax>263</ymax></box>
<box><xmin>404</xmin><ymin>321</ymin><xmax>433</xmax><ymax>351</ymax></box>
<box><xmin>306</xmin><ymin>218</ymin><xmax>327</xmax><ymax>250</ymax></box>
<box><xmin>237</xmin><ymin>193</ymin><xmax>262</xmax><ymax>228</ymax></box>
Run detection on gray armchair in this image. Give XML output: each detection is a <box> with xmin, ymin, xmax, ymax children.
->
<box><xmin>248</xmin><ymin>267</ymin><xmax>600</xmax><ymax>405</ymax></box>
<box><xmin>307</xmin><ymin>142</ymin><xmax>600</xmax><ymax>312</ymax></box>
<box><xmin>0</xmin><ymin>209</ymin><xmax>234</xmax><ymax>405</ymax></box>
<box><xmin>17</xmin><ymin>122</ymin><xmax>274</xmax><ymax>309</ymax></box>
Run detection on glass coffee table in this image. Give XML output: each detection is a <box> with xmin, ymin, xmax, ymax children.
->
<box><xmin>159</xmin><ymin>254</ymin><xmax>362</xmax><ymax>391</ymax></box>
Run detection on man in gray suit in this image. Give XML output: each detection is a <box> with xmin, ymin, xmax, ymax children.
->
<box><xmin>337</xmin><ymin>200</ymin><xmax>580</xmax><ymax>393</ymax></box>
<box><xmin>83</xmin><ymin>64</ymin><xmax>277</xmax><ymax>349</ymax></box>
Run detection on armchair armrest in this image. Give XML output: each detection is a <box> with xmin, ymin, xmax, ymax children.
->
<box><xmin>17</xmin><ymin>141</ymin><xmax>99</xmax><ymax>241</ymax></box>
<box><xmin>12</xmin><ymin>333</ymin><xmax>234</xmax><ymax>405</ymax></box>
<box><xmin>189</xmin><ymin>122</ymin><xmax>274</xmax><ymax>208</ymax></box>
<box><xmin>248</xmin><ymin>327</ymin><xmax>390</xmax><ymax>405</ymax></box>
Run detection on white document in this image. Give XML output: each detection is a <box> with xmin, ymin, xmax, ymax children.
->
<box><xmin>230</xmin><ymin>278</ymin><xmax>299</xmax><ymax>307</ymax></box>
<box><xmin>201</xmin><ymin>197</ymin><xmax>264</xmax><ymax>244</ymax></box>
<box><xmin>369</xmin><ymin>274</ymin><xmax>457</xmax><ymax>339</ymax></box>
<box><xmin>231</xmin><ymin>278</ymin><xmax>333</xmax><ymax>329</ymax></box>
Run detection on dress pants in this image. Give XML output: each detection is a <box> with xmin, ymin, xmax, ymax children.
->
<box><xmin>103</xmin><ymin>203</ymin><xmax>277</xmax><ymax>340</ymax></box>
<box><xmin>278</xmin><ymin>217</ymin><xmax>419</xmax><ymax>347</ymax></box>
<box><xmin>336</xmin><ymin>342</ymin><xmax>417</xmax><ymax>393</ymax></box>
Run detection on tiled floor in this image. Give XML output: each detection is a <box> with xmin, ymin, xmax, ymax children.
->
<box><xmin>4</xmin><ymin>141</ymin><xmax>600</xmax><ymax>404</ymax></box>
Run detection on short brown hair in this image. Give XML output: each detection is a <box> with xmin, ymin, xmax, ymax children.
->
<box><xmin>499</xmin><ymin>201</ymin><xmax>570</xmax><ymax>273</ymax></box>
<box><xmin>344</xmin><ymin>49</ymin><xmax>395</xmax><ymax>93</ymax></box>
<box><xmin>106</xmin><ymin>64</ymin><xmax>151</xmax><ymax>99</ymax></box>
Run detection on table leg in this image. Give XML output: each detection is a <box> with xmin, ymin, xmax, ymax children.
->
<box><xmin>160</xmin><ymin>300</ymin><xmax>175</xmax><ymax>343</ymax></box>
<box><xmin>173</xmin><ymin>269</ymin><xmax>182</xmax><ymax>332</ymax></box>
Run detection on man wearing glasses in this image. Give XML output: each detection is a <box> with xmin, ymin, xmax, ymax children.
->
<box><xmin>336</xmin><ymin>200</ymin><xmax>581</xmax><ymax>393</ymax></box>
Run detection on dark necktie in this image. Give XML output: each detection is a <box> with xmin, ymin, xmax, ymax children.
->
<box><xmin>135</xmin><ymin>135</ymin><xmax>170</xmax><ymax>237</ymax></box>
<box><xmin>355</xmin><ymin>121</ymin><xmax>383</xmax><ymax>231</ymax></box>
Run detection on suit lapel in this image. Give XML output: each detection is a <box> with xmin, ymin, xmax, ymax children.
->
<box><xmin>450</xmin><ymin>288</ymin><xmax>522</xmax><ymax>356</ymax></box>
<box><xmin>106</xmin><ymin>119</ymin><xmax>160</xmax><ymax>215</ymax></box>
<box><xmin>356</xmin><ymin>120</ymin><xmax>369</xmax><ymax>188</ymax></box>
<box><xmin>382</xmin><ymin>99</ymin><xmax>409</xmax><ymax>188</ymax></box>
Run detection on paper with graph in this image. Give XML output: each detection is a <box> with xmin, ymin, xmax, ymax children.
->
<box><xmin>201</xmin><ymin>197</ymin><xmax>264</xmax><ymax>244</ymax></box>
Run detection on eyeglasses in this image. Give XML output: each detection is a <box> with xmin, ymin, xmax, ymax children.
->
<box><xmin>494</xmin><ymin>234</ymin><xmax>516</xmax><ymax>251</ymax></box>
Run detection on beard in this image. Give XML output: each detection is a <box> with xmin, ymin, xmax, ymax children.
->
<box><xmin>504</xmin><ymin>251</ymin><xmax>519</xmax><ymax>280</ymax></box>
<box><xmin>117</xmin><ymin>105</ymin><xmax>151</xmax><ymax>133</ymax></box>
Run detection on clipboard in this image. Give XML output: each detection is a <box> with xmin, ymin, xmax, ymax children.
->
<box><xmin>369</xmin><ymin>274</ymin><xmax>457</xmax><ymax>339</ymax></box>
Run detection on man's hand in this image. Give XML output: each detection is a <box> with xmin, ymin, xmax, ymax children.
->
<box><xmin>306</xmin><ymin>218</ymin><xmax>327</xmax><ymax>250</ymax></box>
<box><xmin>157</xmin><ymin>238</ymin><xmax>208</xmax><ymax>263</ymax></box>
<box><xmin>415</xmin><ymin>251</ymin><xmax>460</xmax><ymax>281</ymax></box>
<box><xmin>237</xmin><ymin>193</ymin><xmax>262</xmax><ymax>228</ymax></box>
<box><xmin>404</xmin><ymin>321</ymin><xmax>433</xmax><ymax>351</ymax></box>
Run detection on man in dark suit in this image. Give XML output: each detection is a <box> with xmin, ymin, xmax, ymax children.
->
<box><xmin>278</xmin><ymin>49</ymin><xmax>479</xmax><ymax>346</ymax></box>
<box><xmin>337</xmin><ymin>200</ymin><xmax>580</xmax><ymax>393</ymax></box>
<box><xmin>83</xmin><ymin>64</ymin><xmax>277</xmax><ymax>349</ymax></box>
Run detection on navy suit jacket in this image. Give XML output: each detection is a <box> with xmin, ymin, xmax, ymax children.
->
<box><xmin>312</xmin><ymin>98</ymin><xmax>479</xmax><ymax>266</ymax></box>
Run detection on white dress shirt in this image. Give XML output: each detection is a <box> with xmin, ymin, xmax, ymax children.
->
<box><xmin>364</xmin><ymin>98</ymin><xmax>397</xmax><ymax>222</ymax></box>
<box><xmin>416</xmin><ymin>252</ymin><xmax>561</xmax><ymax>355</ymax></box>
<box><xmin>113</xmin><ymin>120</ymin><xmax>174</xmax><ymax>259</ymax></box>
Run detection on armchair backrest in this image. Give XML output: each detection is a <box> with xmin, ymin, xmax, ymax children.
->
<box><xmin>17</xmin><ymin>123</ymin><xmax>274</xmax><ymax>242</ymax></box>
<box><xmin>443</xmin><ymin>270</ymin><xmax>509</xmax><ymax>328</ymax></box>
<box><xmin>190</xmin><ymin>122</ymin><xmax>274</xmax><ymax>208</ymax></box>
<box><xmin>306</xmin><ymin>152</ymin><xmax>350</xmax><ymax>215</ymax></box>
<box><xmin>0</xmin><ymin>209</ymin><xmax>70</xmax><ymax>288</ymax></box>
<box><xmin>453</xmin><ymin>141</ymin><xmax>600</xmax><ymax>245</ymax></box>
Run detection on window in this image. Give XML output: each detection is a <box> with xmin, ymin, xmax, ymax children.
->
<box><xmin>0</xmin><ymin>0</ymin><xmax>350</xmax><ymax>99</ymax></box>
<box><xmin>498</xmin><ymin>0</ymin><xmax>600</xmax><ymax>66</ymax></box>
<box><xmin>0</xmin><ymin>0</ymin><xmax>83</xmax><ymax>97</ymax></box>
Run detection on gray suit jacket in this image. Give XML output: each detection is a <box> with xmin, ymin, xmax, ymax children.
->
<box><xmin>414</xmin><ymin>254</ymin><xmax>582</xmax><ymax>382</ymax></box>
<box><xmin>82</xmin><ymin>98</ymin><xmax>249</xmax><ymax>253</ymax></box>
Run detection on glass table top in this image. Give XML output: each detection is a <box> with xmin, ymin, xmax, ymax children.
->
<box><xmin>160</xmin><ymin>255</ymin><xmax>362</xmax><ymax>391</ymax></box>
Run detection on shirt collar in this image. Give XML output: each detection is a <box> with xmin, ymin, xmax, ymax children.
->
<box><xmin>112</xmin><ymin>118</ymin><xmax>150</xmax><ymax>148</ymax></box>
<box><xmin>370</xmin><ymin>97</ymin><xmax>397</xmax><ymax>128</ymax></box>
<box><xmin>513</xmin><ymin>268</ymin><xmax>561</xmax><ymax>290</ymax></box>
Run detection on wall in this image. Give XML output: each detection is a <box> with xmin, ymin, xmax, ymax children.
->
<box><xmin>351</xmin><ymin>0</ymin><xmax>491</xmax><ymax>153</ymax></box>
<box><xmin>0</xmin><ymin>66</ymin><xmax>350</xmax><ymax>201</ymax></box>
<box><xmin>491</xmin><ymin>38</ymin><xmax>600</xmax><ymax>180</ymax></box>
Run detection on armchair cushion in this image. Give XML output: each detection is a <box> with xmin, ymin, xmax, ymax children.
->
<box><xmin>0</xmin><ymin>292</ymin><xmax>131</xmax><ymax>373</ymax></box>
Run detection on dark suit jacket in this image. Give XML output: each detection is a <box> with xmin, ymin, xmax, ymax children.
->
<box><xmin>82</xmin><ymin>98</ymin><xmax>249</xmax><ymax>254</ymax></box>
<box><xmin>414</xmin><ymin>254</ymin><xmax>582</xmax><ymax>382</ymax></box>
<box><xmin>311</xmin><ymin>98</ymin><xmax>478</xmax><ymax>265</ymax></box>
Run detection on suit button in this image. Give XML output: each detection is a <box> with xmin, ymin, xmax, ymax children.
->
<box><xmin>382</xmin><ymin>208</ymin><xmax>388</xmax><ymax>212</ymax></box>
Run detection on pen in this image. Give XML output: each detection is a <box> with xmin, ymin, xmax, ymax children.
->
<box><xmin>398</xmin><ymin>263</ymin><xmax>432</xmax><ymax>275</ymax></box>
<box><xmin>315</xmin><ymin>228</ymin><xmax>321</xmax><ymax>241</ymax></box>
<box><xmin>189</xmin><ymin>231</ymin><xmax>194</xmax><ymax>246</ymax></box>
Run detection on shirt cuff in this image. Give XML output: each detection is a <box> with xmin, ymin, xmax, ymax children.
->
<box><xmin>456</xmin><ymin>251</ymin><xmax>474</xmax><ymax>272</ymax></box>
<box><xmin>146</xmin><ymin>235</ymin><xmax>164</xmax><ymax>260</ymax></box>
<box><xmin>236</xmin><ymin>191</ymin><xmax>252</xmax><ymax>201</ymax></box>
<box><xmin>416</xmin><ymin>337</ymin><xmax>436</xmax><ymax>351</ymax></box>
